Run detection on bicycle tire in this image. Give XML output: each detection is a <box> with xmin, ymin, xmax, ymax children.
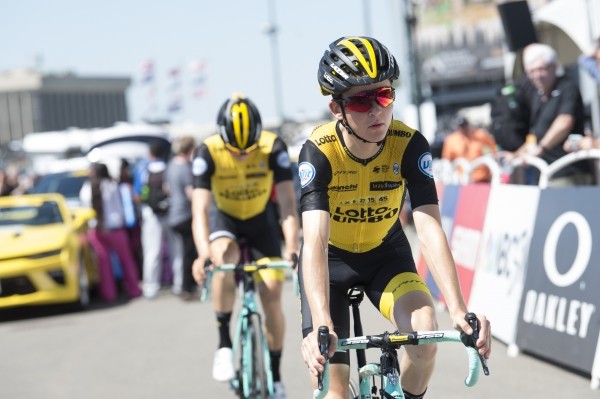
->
<box><xmin>248</xmin><ymin>312</ymin><xmax>270</xmax><ymax>398</ymax></box>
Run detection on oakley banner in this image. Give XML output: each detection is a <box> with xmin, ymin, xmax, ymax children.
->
<box><xmin>516</xmin><ymin>186</ymin><xmax>600</xmax><ymax>375</ymax></box>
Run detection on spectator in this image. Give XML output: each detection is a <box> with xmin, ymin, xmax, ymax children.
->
<box><xmin>80</xmin><ymin>163</ymin><xmax>141</xmax><ymax>302</ymax></box>
<box><xmin>578</xmin><ymin>39</ymin><xmax>600</xmax><ymax>85</ymax></box>
<box><xmin>518</xmin><ymin>43</ymin><xmax>594</xmax><ymax>186</ymax></box>
<box><xmin>441</xmin><ymin>116</ymin><xmax>497</xmax><ymax>182</ymax></box>
<box><xmin>133</xmin><ymin>139</ymin><xmax>173</xmax><ymax>299</ymax></box>
<box><xmin>118</xmin><ymin>159</ymin><xmax>142</xmax><ymax>269</ymax></box>
<box><xmin>489</xmin><ymin>76</ymin><xmax>534</xmax><ymax>152</ymax></box>
<box><xmin>165</xmin><ymin>135</ymin><xmax>198</xmax><ymax>301</ymax></box>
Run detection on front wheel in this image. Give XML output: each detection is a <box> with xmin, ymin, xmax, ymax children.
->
<box><xmin>248</xmin><ymin>313</ymin><xmax>270</xmax><ymax>398</ymax></box>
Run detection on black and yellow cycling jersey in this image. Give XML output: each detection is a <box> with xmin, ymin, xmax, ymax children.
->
<box><xmin>299</xmin><ymin>119</ymin><xmax>438</xmax><ymax>253</ymax></box>
<box><xmin>192</xmin><ymin>130</ymin><xmax>293</xmax><ymax>220</ymax></box>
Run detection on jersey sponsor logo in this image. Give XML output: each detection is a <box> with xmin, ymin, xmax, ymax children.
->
<box><xmin>418</xmin><ymin>152</ymin><xmax>433</xmax><ymax>178</ymax></box>
<box><xmin>329</xmin><ymin>183</ymin><xmax>357</xmax><ymax>192</ymax></box>
<box><xmin>315</xmin><ymin>135</ymin><xmax>337</xmax><ymax>146</ymax></box>
<box><xmin>332</xmin><ymin>206</ymin><xmax>399</xmax><ymax>223</ymax></box>
<box><xmin>192</xmin><ymin>157</ymin><xmax>208</xmax><ymax>176</ymax></box>
<box><xmin>219</xmin><ymin>187</ymin><xmax>267</xmax><ymax>201</ymax></box>
<box><xmin>276</xmin><ymin>152</ymin><xmax>291</xmax><ymax>169</ymax></box>
<box><xmin>372</xmin><ymin>165</ymin><xmax>389</xmax><ymax>173</ymax></box>
<box><xmin>333</xmin><ymin>170</ymin><xmax>358</xmax><ymax>175</ymax></box>
<box><xmin>389</xmin><ymin>130</ymin><xmax>412</xmax><ymax>138</ymax></box>
<box><xmin>298</xmin><ymin>162</ymin><xmax>316</xmax><ymax>188</ymax></box>
<box><xmin>246</xmin><ymin>172</ymin><xmax>268</xmax><ymax>179</ymax></box>
<box><xmin>370</xmin><ymin>181</ymin><xmax>402</xmax><ymax>191</ymax></box>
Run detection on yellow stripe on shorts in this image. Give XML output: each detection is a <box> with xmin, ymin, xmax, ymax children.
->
<box><xmin>379</xmin><ymin>272</ymin><xmax>431</xmax><ymax>320</ymax></box>
<box><xmin>255</xmin><ymin>268</ymin><xmax>286</xmax><ymax>284</ymax></box>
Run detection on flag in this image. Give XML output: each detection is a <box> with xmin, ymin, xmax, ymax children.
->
<box><xmin>189</xmin><ymin>60</ymin><xmax>208</xmax><ymax>98</ymax></box>
<box><xmin>139</xmin><ymin>59</ymin><xmax>155</xmax><ymax>85</ymax></box>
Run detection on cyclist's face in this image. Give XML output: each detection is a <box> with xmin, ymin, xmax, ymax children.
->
<box><xmin>330</xmin><ymin>80</ymin><xmax>394</xmax><ymax>143</ymax></box>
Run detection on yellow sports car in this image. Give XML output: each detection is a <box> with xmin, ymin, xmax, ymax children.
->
<box><xmin>0</xmin><ymin>194</ymin><xmax>98</xmax><ymax>309</ymax></box>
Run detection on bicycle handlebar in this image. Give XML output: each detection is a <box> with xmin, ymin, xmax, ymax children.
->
<box><xmin>314</xmin><ymin>318</ymin><xmax>489</xmax><ymax>398</ymax></box>
<box><xmin>199</xmin><ymin>257</ymin><xmax>295</xmax><ymax>302</ymax></box>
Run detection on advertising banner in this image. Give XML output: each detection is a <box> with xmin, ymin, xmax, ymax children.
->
<box><xmin>516</xmin><ymin>186</ymin><xmax>600</xmax><ymax>376</ymax></box>
<box><xmin>468</xmin><ymin>184</ymin><xmax>540</xmax><ymax>347</ymax></box>
<box><xmin>448</xmin><ymin>183</ymin><xmax>491</xmax><ymax>304</ymax></box>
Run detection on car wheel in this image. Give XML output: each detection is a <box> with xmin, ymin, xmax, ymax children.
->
<box><xmin>76</xmin><ymin>256</ymin><xmax>91</xmax><ymax>309</ymax></box>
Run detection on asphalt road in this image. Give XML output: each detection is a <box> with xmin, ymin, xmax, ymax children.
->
<box><xmin>0</xmin><ymin>271</ymin><xmax>596</xmax><ymax>399</ymax></box>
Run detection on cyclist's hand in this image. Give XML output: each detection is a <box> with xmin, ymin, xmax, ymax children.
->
<box><xmin>301</xmin><ymin>328</ymin><xmax>338</xmax><ymax>377</ymax></box>
<box><xmin>192</xmin><ymin>257</ymin><xmax>211</xmax><ymax>285</ymax></box>
<box><xmin>452</xmin><ymin>311</ymin><xmax>492</xmax><ymax>360</ymax></box>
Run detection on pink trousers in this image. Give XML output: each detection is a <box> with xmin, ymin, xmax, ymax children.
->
<box><xmin>88</xmin><ymin>228</ymin><xmax>142</xmax><ymax>301</ymax></box>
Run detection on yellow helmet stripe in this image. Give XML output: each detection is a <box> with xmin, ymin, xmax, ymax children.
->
<box><xmin>337</xmin><ymin>37</ymin><xmax>377</xmax><ymax>79</ymax></box>
<box><xmin>231</xmin><ymin>102</ymin><xmax>250</xmax><ymax>149</ymax></box>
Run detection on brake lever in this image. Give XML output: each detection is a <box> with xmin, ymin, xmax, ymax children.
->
<box><xmin>465</xmin><ymin>312</ymin><xmax>490</xmax><ymax>376</ymax></box>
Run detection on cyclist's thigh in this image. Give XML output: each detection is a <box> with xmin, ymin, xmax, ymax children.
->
<box><xmin>208</xmin><ymin>210</ymin><xmax>240</xmax><ymax>264</ymax></box>
<box><xmin>364</xmin><ymin>238</ymin><xmax>432</xmax><ymax>325</ymax></box>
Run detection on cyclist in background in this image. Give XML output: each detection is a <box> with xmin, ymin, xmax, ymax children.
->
<box><xmin>191</xmin><ymin>93</ymin><xmax>300</xmax><ymax>399</ymax></box>
<box><xmin>298</xmin><ymin>36</ymin><xmax>492</xmax><ymax>398</ymax></box>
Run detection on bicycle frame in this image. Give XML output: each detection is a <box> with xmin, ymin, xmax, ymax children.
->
<box><xmin>230</xmin><ymin>270</ymin><xmax>273</xmax><ymax>397</ymax></box>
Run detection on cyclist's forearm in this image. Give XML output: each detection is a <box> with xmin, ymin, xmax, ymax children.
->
<box><xmin>281</xmin><ymin>214</ymin><xmax>300</xmax><ymax>255</ymax></box>
<box><xmin>301</xmin><ymin>210</ymin><xmax>334</xmax><ymax>329</ymax></box>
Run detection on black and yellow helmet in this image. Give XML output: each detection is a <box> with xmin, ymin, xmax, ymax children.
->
<box><xmin>217</xmin><ymin>93</ymin><xmax>262</xmax><ymax>154</ymax></box>
<box><xmin>318</xmin><ymin>36</ymin><xmax>399</xmax><ymax>97</ymax></box>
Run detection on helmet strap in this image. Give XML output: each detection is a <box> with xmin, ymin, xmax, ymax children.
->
<box><xmin>340</xmin><ymin>106</ymin><xmax>386</xmax><ymax>146</ymax></box>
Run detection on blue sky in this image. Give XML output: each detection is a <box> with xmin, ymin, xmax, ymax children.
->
<box><xmin>1</xmin><ymin>0</ymin><xmax>412</xmax><ymax>127</ymax></box>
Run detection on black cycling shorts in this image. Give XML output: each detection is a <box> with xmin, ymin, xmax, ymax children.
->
<box><xmin>298</xmin><ymin>224</ymin><xmax>430</xmax><ymax>365</ymax></box>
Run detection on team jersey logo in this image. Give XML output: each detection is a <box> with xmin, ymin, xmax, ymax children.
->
<box><xmin>192</xmin><ymin>157</ymin><xmax>208</xmax><ymax>176</ymax></box>
<box><xmin>298</xmin><ymin>162</ymin><xmax>316</xmax><ymax>188</ymax></box>
<box><xmin>277</xmin><ymin>152</ymin><xmax>291</xmax><ymax>169</ymax></box>
<box><xmin>418</xmin><ymin>152</ymin><xmax>433</xmax><ymax>178</ymax></box>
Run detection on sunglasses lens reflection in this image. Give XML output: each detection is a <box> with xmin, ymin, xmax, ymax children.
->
<box><xmin>344</xmin><ymin>87</ymin><xmax>395</xmax><ymax>112</ymax></box>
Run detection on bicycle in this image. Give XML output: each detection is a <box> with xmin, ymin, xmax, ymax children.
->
<box><xmin>314</xmin><ymin>286</ymin><xmax>489</xmax><ymax>399</ymax></box>
<box><xmin>200</xmin><ymin>254</ymin><xmax>296</xmax><ymax>399</ymax></box>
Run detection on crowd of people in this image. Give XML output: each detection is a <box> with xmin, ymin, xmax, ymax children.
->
<box><xmin>438</xmin><ymin>41</ymin><xmax>600</xmax><ymax>187</ymax></box>
<box><xmin>5</xmin><ymin>35</ymin><xmax>600</xmax><ymax>399</ymax></box>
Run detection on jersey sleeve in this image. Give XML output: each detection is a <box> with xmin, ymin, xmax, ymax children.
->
<box><xmin>299</xmin><ymin>140</ymin><xmax>332</xmax><ymax>213</ymax></box>
<box><xmin>401</xmin><ymin>131</ymin><xmax>439</xmax><ymax>209</ymax></box>
<box><xmin>269</xmin><ymin>137</ymin><xmax>293</xmax><ymax>183</ymax></box>
<box><xmin>191</xmin><ymin>143</ymin><xmax>215</xmax><ymax>190</ymax></box>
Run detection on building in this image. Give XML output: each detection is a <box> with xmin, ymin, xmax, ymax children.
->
<box><xmin>0</xmin><ymin>69</ymin><xmax>131</xmax><ymax>145</ymax></box>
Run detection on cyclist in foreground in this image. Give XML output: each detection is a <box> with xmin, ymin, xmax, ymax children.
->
<box><xmin>298</xmin><ymin>36</ymin><xmax>492</xmax><ymax>398</ymax></box>
<box><xmin>191</xmin><ymin>93</ymin><xmax>300</xmax><ymax>398</ymax></box>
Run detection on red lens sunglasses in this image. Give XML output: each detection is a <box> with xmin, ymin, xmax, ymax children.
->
<box><xmin>339</xmin><ymin>87</ymin><xmax>395</xmax><ymax>113</ymax></box>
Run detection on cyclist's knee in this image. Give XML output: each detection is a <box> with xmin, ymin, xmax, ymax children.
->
<box><xmin>259</xmin><ymin>282</ymin><xmax>283</xmax><ymax>306</ymax></box>
<box><xmin>210</xmin><ymin>237</ymin><xmax>239</xmax><ymax>264</ymax></box>
<box><xmin>405</xmin><ymin>342</ymin><xmax>437</xmax><ymax>363</ymax></box>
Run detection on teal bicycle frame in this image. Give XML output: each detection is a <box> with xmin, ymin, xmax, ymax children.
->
<box><xmin>201</xmin><ymin>259</ymin><xmax>292</xmax><ymax>399</ymax></box>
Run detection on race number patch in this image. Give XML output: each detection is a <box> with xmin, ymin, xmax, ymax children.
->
<box><xmin>192</xmin><ymin>157</ymin><xmax>208</xmax><ymax>176</ymax></box>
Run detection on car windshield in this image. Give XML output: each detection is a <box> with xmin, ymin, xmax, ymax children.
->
<box><xmin>31</xmin><ymin>174</ymin><xmax>87</xmax><ymax>199</ymax></box>
<box><xmin>0</xmin><ymin>201</ymin><xmax>63</xmax><ymax>226</ymax></box>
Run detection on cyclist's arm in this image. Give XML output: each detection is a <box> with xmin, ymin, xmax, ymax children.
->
<box><xmin>191</xmin><ymin>187</ymin><xmax>213</xmax><ymax>259</ymax></box>
<box><xmin>412</xmin><ymin>204</ymin><xmax>492</xmax><ymax>358</ymax></box>
<box><xmin>301</xmin><ymin>209</ymin><xmax>333</xmax><ymax>331</ymax></box>
<box><xmin>275</xmin><ymin>180</ymin><xmax>300</xmax><ymax>261</ymax></box>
